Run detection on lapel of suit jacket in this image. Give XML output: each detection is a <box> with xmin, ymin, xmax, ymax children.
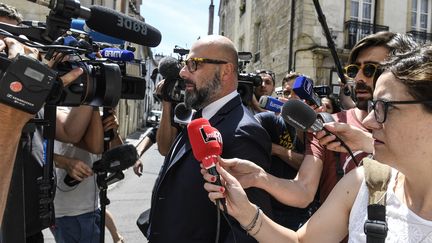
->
<box><xmin>159</xmin><ymin>95</ymin><xmax>243</xmax><ymax>180</ymax></box>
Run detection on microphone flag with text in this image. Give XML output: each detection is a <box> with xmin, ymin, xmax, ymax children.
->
<box><xmin>64</xmin><ymin>144</ymin><xmax>138</xmax><ymax>187</ymax></box>
<box><xmin>293</xmin><ymin>75</ymin><xmax>322</xmax><ymax>106</ymax></box>
<box><xmin>259</xmin><ymin>95</ymin><xmax>284</xmax><ymax>113</ymax></box>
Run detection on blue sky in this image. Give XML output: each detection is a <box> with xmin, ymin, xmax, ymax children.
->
<box><xmin>141</xmin><ymin>0</ymin><xmax>220</xmax><ymax>56</ymax></box>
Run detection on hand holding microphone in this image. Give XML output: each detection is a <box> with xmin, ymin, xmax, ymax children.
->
<box><xmin>187</xmin><ymin>118</ymin><xmax>227</xmax><ymax>211</ymax></box>
<box><xmin>281</xmin><ymin>100</ymin><xmax>359</xmax><ymax>165</ymax></box>
<box><xmin>64</xmin><ymin>144</ymin><xmax>138</xmax><ymax>186</ymax></box>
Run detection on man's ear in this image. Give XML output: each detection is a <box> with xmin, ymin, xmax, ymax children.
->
<box><xmin>220</xmin><ymin>62</ymin><xmax>236</xmax><ymax>81</ymax></box>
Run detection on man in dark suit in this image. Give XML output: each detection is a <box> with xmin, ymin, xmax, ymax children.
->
<box><xmin>147</xmin><ymin>35</ymin><xmax>273</xmax><ymax>243</ymax></box>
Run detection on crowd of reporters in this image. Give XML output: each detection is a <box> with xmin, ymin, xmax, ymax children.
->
<box><xmin>1</xmin><ymin>2</ymin><xmax>432</xmax><ymax>243</ymax></box>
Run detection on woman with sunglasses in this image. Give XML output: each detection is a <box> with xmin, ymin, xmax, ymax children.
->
<box><xmin>202</xmin><ymin>46</ymin><xmax>432</xmax><ymax>242</ymax></box>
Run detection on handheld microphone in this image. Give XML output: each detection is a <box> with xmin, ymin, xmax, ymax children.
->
<box><xmin>28</xmin><ymin>1</ymin><xmax>162</xmax><ymax>47</ymax></box>
<box><xmin>293</xmin><ymin>76</ymin><xmax>322</xmax><ymax>106</ymax></box>
<box><xmin>71</xmin><ymin>19</ymin><xmax>125</xmax><ymax>45</ymax></box>
<box><xmin>187</xmin><ymin>118</ymin><xmax>227</xmax><ymax>210</ymax></box>
<box><xmin>64</xmin><ymin>144</ymin><xmax>138</xmax><ymax>187</ymax></box>
<box><xmin>281</xmin><ymin>99</ymin><xmax>321</xmax><ymax>131</ymax></box>
<box><xmin>174</xmin><ymin>102</ymin><xmax>194</xmax><ymax>125</ymax></box>
<box><xmin>258</xmin><ymin>95</ymin><xmax>284</xmax><ymax>113</ymax></box>
<box><xmin>100</xmin><ymin>48</ymin><xmax>135</xmax><ymax>62</ymax></box>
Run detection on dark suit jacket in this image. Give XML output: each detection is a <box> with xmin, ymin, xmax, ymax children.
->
<box><xmin>148</xmin><ymin>95</ymin><xmax>273</xmax><ymax>243</ymax></box>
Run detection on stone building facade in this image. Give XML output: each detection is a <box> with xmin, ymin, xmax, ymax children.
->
<box><xmin>219</xmin><ymin>0</ymin><xmax>429</xmax><ymax>93</ymax></box>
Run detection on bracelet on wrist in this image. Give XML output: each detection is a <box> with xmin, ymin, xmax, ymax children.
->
<box><xmin>241</xmin><ymin>206</ymin><xmax>261</xmax><ymax>232</ymax></box>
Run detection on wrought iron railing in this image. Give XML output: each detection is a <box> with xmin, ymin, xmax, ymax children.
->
<box><xmin>406</xmin><ymin>30</ymin><xmax>432</xmax><ymax>44</ymax></box>
<box><xmin>344</xmin><ymin>20</ymin><xmax>389</xmax><ymax>49</ymax></box>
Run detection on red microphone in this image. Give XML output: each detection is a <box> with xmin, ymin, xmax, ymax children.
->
<box><xmin>187</xmin><ymin>118</ymin><xmax>223</xmax><ymax>172</ymax></box>
<box><xmin>188</xmin><ymin>118</ymin><xmax>227</xmax><ymax>211</ymax></box>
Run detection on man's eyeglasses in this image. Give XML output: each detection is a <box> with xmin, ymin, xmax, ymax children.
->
<box><xmin>182</xmin><ymin>57</ymin><xmax>228</xmax><ymax>73</ymax></box>
<box><xmin>368</xmin><ymin>99</ymin><xmax>432</xmax><ymax>123</ymax></box>
<box><xmin>343</xmin><ymin>63</ymin><xmax>379</xmax><ymax>79</ymax></box>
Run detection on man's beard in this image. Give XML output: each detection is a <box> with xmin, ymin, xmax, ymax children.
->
<box><xmin>184</xmin><ymin>73</ymin><xmax>222</xmax><ymax>110</ymax></box>
<box><xmin>354</xmin><ymin>82</ymin><xmax>373</xmax><ymax>111</ymax></box>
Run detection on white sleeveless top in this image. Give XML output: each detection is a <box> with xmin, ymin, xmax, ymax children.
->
<box><xmin>348</xmin><ymin>169</ymin><xmax>432</xmax><ymax>242</ymax></box>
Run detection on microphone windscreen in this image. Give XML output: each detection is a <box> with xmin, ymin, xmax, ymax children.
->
<box><xmin>158</xmin><ymin>56</ymin><xmax>181</xmax><ymax>79</ymax></box>
<box><xmin>86</xmin><ymin>6</ymin><xmax>162</xmax><ymax>47</ymax></box>
<box><xmin>187</xmin><ymin>118</ymin><xmax>223</xmax><ymax>167</ymax></box>
<box><xmin>93</xmin><ymin>144</ymin><xmax>138</xmax><ymax>173</ymax></box>
<box><xmin>281</xmin><ymin>99</ymin><xmax>317</xmax><ymax>131</ymax></box>
<box><xmin>174</xmin><ymin>102</ymin><xmax>193</xmax><ymax>121</ymax></box>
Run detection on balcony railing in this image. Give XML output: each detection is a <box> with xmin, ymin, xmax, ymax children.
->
<box><xmin>344</xmin><ymin>20</ymin><xmax>389</xmax><ymax>49</ymax></box>
<box><xmin>406</xmin><ymin>30</ymin><xmax>432</xmax><ymax>44</ymax></box>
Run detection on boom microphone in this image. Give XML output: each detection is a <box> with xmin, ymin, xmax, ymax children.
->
<box><xmin>64</xmin><ymin>144</ymin><xmax>138</xmax><ymax>187</ymax></box>
<box><xmin>259</xmin><ymin>95</ymin><xmax>284</xmax><ymax>113</ymax></box>
<box><xmin>28</xmin><ymin>1</ymin><xmax>162</xmax><ymax>47</ymax></box>
<box><xmin>100</xmin><ymin>48</ymin><xmax>135</xmax><ymax>62</ymax></box>
<box><xmin>293</xmin><ymin>76</ymin><xmax>322</xmax><ymax>106</ymax></box>
<box><xmin>71</xmin><ymin>19</ymin><xmax>125</xmax><ymax>45</ymax></box>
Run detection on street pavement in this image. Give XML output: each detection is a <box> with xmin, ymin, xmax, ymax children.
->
<box><xmin>43</xmin><ymin>128</ymin><xmax>164</xmax><ymax>243</ymax></box>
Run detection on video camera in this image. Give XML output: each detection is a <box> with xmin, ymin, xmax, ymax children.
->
<box><xmin>154</xmin><ymin>46</ymin><xmax>188</xmax><ymax>103</ymax></box>
<box><xmin>237</xmin><ymin>51</ymin><xmax>262</xmax><ymax>105</ymax></box>
<box><xmin>0</xmin><ymin>0</ymin><xmax>162</xmax><ymax>114</ymax></box>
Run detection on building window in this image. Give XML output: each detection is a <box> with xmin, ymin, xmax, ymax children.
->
<box><xmin>347</xmin><ymin>0</ymin><xmax>376</xmax><ymax>47</ymax></box>
<box><xmin>350</xmin><ymin>0</ymin><xmax>374</xmax><ymax>23</ymax></box>
<box><xmin>254</xmin><ymin>22</ymin><xmax>261</xmax><ymax>62</ymax></box>
<box><xmin>411</xmin><ymin>0</ymin><xmax>431</xmax><ymax>32</ymax></box>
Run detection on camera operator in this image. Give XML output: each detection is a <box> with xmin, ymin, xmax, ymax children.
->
<box><xmin>52</xmin><ymin>107</ymin><xmax>124</xmax><ymax>243</ymax></box>
<box><xmin>155</xmin><ymin>79</ymin><xmax>180</xmax><ymax>156</ymax></box>
<box><xmin>249</xmin><ymin>70</ymin><xmax>276</xmax><ymax>114</ymax></box>
<box><xmin>0</xmin><ymin>4</ymin><xmax>84</xmax><ymax>239</ymax></box>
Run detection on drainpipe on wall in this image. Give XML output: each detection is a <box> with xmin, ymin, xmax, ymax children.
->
<box><xmin>288</xmin><ymin>0</ymin><xmax>296</xmax><ymax>71</ymax></box>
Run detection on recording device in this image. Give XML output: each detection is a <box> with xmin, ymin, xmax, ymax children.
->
<box><xmin>258</xmin><ymin>95</ymin><xmax>284</xmax><ymax>113</ymax></box>
<box><xmin>237</xmin><ymin>51</ymin><xmax>262</xmax><ymax>105</ymax></box>
<box><xmin>0</xmin><ymin>55</ymin><xmax>60</xmax><ymax>114</ymax></box>
<box><xmin>187</xmin><ymin>118</ymin><xmax>226</xmax><ymax>211</ymax></box>
<box><xmin>174</xmin><ymin>102</ymin><xmax>194</xmax><ymax>125</ymax></box>
<box><xmin>63</xmin><ymin>144</ymin><xmax>138</xmax><ymax>187</ymax></box>
<box><xmin>158</xmin><ymin>56</ymin><xmax>185</xmax><ymax>103</ymax></box>
<box><xmin>314</xmin><ymin>85</ymin><xmax>331</xmax><ymax>97</ymax></box>
<box><xmin>27</xmin><ymin>0</ymin><xmax>161</xmax><ymax>46</ymax></box>
<box><xmin>292</xmin><ymin>75</ymin><xmax>322</xmax><ymax>106</ymax></box>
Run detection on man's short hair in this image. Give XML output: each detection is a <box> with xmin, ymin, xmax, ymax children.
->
<box><xmin>282</xmin><ymin>71</ymin><xmax>302</xmax><ymax>85</ymax></box>
<box><xmin>0</xmin><ymin>3</ymin><xmax>23</xmax><ymax>24</ymax></box>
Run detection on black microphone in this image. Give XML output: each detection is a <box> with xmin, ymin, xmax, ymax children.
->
<box><xmin>281</xmin><ymin>100</ymin><xmax>359</xmax><ymax>165</ymax></box>
<box><xmin>158</xmin><ymin>56</ymin><xmax>181</xmax><ymax>80</ymax></box>
<box><xmin>28</xmin><ymin>1</ymin><xmax>162</xmax><ymax>47</ymax></box>
<box><xmin>86</xmin><ymin>6</ymin><xmax>161</xmax><ymax>47</ymax></box>
<box><xmin>281</xmin><ymin>99</ymin><xmax>322</xmax><ymax>132</ymax></box>
<box><xmin>173</xmin><ymin>102</ymin><xmax>194</xmax><ymax>125</ymax></box>
<box><xmin>63</xmin><ymin>144</ymin><xmax>138</xmax><ymax>187</ymax></box>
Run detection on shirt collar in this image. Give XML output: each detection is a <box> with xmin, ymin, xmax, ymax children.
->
<box><xmin>201</xmin><ymin>90</ymin><xmax>239</xmax><ymax>120</ymax></box>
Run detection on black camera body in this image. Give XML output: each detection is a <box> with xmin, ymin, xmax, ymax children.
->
<box><xmin>313</xmin><ymin>85</ymin><xmax>331</xmax><ymax>97</ymax></box>
<box><xmin>238</xmin><ymin>72</ymin><xmax>262</xmax><ymax>105</ymax></box>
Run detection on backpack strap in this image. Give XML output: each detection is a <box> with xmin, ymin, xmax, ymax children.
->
<box><xmin>363</xmin><ymin>157</ymin><xmax>392</xmax><ymax>243</ymax></box>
